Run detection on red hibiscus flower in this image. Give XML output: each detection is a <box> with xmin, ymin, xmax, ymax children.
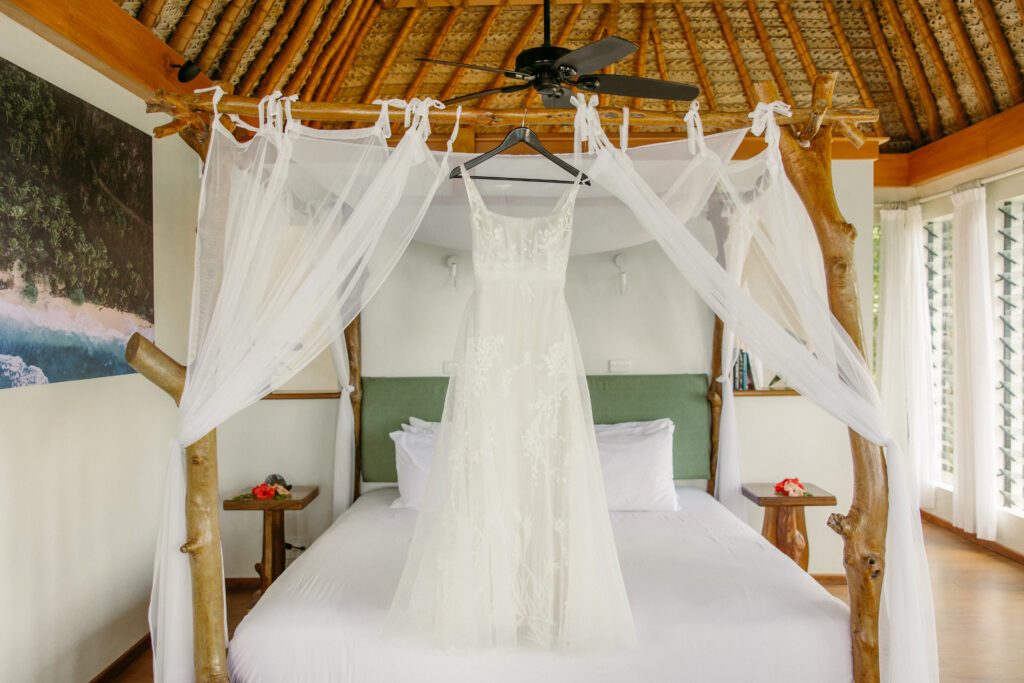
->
<box><xmin>774</xmin><ymin>478</ymin><xmax>805</xmax><ymax>497</ymax></box>
<box><xmin>252</xmin><ymin>483</ymin><xmax>277</xmax><ymax>499</ymax></box>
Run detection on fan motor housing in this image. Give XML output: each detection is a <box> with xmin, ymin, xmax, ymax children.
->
<box><xmin>515</xmin><ymin>45</ymin><xmax>571</xmax><ymax>75</ymax></box>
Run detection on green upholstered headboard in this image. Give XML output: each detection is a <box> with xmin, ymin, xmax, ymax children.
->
<box><xmin>360</xmin><ymin>374</ymin><xmax>711</xmax><ymax>482</ymax></box>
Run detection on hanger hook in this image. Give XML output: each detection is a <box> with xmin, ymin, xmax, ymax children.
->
<box><xmin>521</xmin><ymin>107</ymin><xmax>527</xmax><ymax>128</ymax></box>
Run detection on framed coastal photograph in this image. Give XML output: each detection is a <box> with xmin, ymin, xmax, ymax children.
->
<box><xmin>0</xmin><ymin>56</ymin><xmax>154</xmax><ymax>389</ymax></box>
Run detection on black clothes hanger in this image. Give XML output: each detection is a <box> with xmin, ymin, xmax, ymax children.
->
<box><xmin>450</xmin><ymin>126</ymin><xmax>591</xmax><ymax>186</ymax></box>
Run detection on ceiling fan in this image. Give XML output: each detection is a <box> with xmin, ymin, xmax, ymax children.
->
<box><xmin>416</xmin><ymin>0</ymin><xmax>700</xmax><ymax>108</ymax></box>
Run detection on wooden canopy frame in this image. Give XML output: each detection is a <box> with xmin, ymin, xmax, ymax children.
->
<box><xmin>128</xmin><ymin>74</ymin><xmax>888</xmax><ymax>682</ymax></box>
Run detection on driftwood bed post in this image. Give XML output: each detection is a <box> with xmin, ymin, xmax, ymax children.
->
<box><xmin>125</xmin><ymin>334</ymin><xmax>230</xmax><ymax>683</ymax></box>
<box><xmin>756</xmin><ymin>76</ymin><xmax>888</xmax><ymax>683</ymax></box>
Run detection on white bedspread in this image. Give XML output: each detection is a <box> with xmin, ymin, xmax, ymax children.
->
<box><xmin>228</xmin><ymin>488</ymin><xmax>852</xmax><ymax>682</ymax></box>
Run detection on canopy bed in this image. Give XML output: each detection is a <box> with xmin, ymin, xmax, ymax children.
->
<box><xmin>130</xmin><ymin>73</ymin><xmax>936</xmax><ymax>683</ymax></box>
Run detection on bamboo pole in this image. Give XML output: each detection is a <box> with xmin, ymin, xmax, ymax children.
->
<box><xmin>756</xmin><ymin>76</ymin><xmax>887</xmax><ymax>683</ymax></box>
<box><xmin>776</xmin><ymin>0</ymin><xmax>816</xmax><ymax>85</ymax></box>
<box><xmin>168</xmin><ymin>0</ymin><xmax>214</xmax><ymax>55</ymax></box>
<box><xmin>405</xmin><ymin>6</ymin><xmax>463</xmax><ymax>99</ymax></box>
<box><xmin>672</xmin><ymin>2</ymin><xmax>716</xmax><ymax>110</ymax></box>
<box><xmin>974</xmin><ymin>0</ymin><xmax>1023</xmax><ymax>105</ymax></box>
<box><xmin>284</xmin><ymin>0</ymin><xmax>349</xmax><ymax>95</ymax></box>
<box><xmin>197</xmin><ymin>0</ymin><xmax>247</xmax><ymax>74</ymax></box>
<box><xmin>218</xmin><ymin>0</ymin><xmax>276</xmax><ymax>83</ymax></box>
<box><xmin>439</xmin><ymin>3</ymin><xmax>506</xmax><ymax>101</ymax></box>
<box><xmin>874</xmin><ymin>0</ymin><xmax>941</xmax><ymax>140</ymax></box>
<box><xmin>712</xmin><ymin>0</ymin><xmax>754</xmax><ymax>107</ymax></box>
<box><xmin>361</xmin><ymin>5</ymin><xmax>426</xmax><ymax>103</ymax></box>
<box><xmin>138</xmin><ymin>0</ymin><xmax>168</xmax><ymax>28</ymax></box>
<box><xmin>822</xmin><ymin>0</ymin><xmax>884</xmax><ymax>139</ymax></box>
<box><xmin>240</xmin><ymin>0</ymin><xmax>307</xmax><ymax>96</ymax></box>
<box><xmin>632</xmin><ymin>2</ymin><xmax>651</xmax><ymax>110</ymax></box>
<box><xmin>125</xmin><ymin>333</ymin><xmax>229</xmax><ymax>683</ymax></box>
<box><xmin>479</xmin><ymin>4</ymin><xmax>544</xmax><ymax>108</ymax></box>
<box><xmin>746</xmin><ymin>0</ymin><xmax>792</xmax><ymax>105</ymax></box>
<box><xmin>260</xmin><ymin>0</ymin><xmax>331</xmax><ymax>96</ymax></box>
<box><xmin>308</xmin><ymin>0</ymin><xmax>373</xmax><ymax>100</ymax></box>
<box><xmin>322</xmin><ymin>2</ymin><xmax>382</xmax><ymax>102</ymax></box>
<box><xmin>857</xmin><ymin>0</ymin><xmax>922</xmax><ymax>145</ymax></box>
<box><xmin>938</xmin><ymin>0</ymin><xmax>996</xmax><ymax>118</ymax></box>
<box><xmin>903</xmin><ymin>0</ymin><xmax>968</xmax><ymax>129</ymax></box>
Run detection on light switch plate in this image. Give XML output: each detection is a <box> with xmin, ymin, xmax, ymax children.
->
<box><xmin>609</xmin><ymin>359</ymin><xmax>632</xmax><ymax>373</ymax></box>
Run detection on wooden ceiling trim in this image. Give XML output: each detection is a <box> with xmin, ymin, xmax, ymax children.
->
<box><xmin>322</xmin><ymin>1</ymin><xmax>382</xmax><ymax>101</ymax></box>
<box><xmin>306</xmin><ymin>0</ymin><xmax>372</xmax><ymax>99</ymax></box>
<box><xmin>937</xmin><ymin>0</ymin><xmax>996</xmax><ymax>118</ymax></box>
<box><xmin>745</xmin><ymin>0</ymin><xmax>793</xmax><ymax>105</ymax></box>
<box><xmin>197</xmin><ymin>0</ymin><xmax>247</xmax><ymax>74</ymax></box>
<box><xmin>775</xmin><ymin>0</ymin><xmax>816</xmax><ymax>85</ymax></box>
<box><xmin>672</xmin><ymin>2</ymin><xmax>716</xmax><ymax>110</ymax></box>
<box><xmin>632</xmin><ymin>2</ymin><xmax>651</xmax><ymax>109</ymax></box>
<box><xmin>524</xmin><ymin>2</ymin><xmax>582</xmax><ymax>110</ymax></box>
<box><xmin>405</xmin><ymin>6</ymin><xmax>464</xmax><ymax>99</ymax></box>
<box><xmin>902</xmin><ymin>0</ymin><xmax>967</xmax><ymax>129</ymax></box>
<box><xmin>260</xmin><ymin>0</ymin><xmax>332</xmax><ymax>96</ymax></box>
<box><xmin>439</xmin><ymin>3</ymin><xmax>505</xmax><ymax>101</ymax></box>
<box><xmin>218</xmin><ymin>0</ymin><xmax>276</xmax><ymax>83</ymax></box>
<box><xmin>284</xmin><ymin>0</ymin><xmax>349</xmax><ymax>95</ymax></box>
<box><xmin>822</xmin><ymin>0</ymin><xmax>884</xmax><ymax>138</ymax></box>
<box><xmin>973</xmin><ymin>0</ymin><xmax>1023</xmax><ymax>105</ymax></box>
<box><xmin>239</xmin><ymin>0</ymin><xmax>307</xmax><ymax>96</ymax></box>
<box><xmin>875</xmin><ymin>0</ymin><xmax>940</xmax><ymax>140</ymax></box>
<box><xmin>168</xmin><ymin>0</ymin><xmax>214</xmax><ymax>55</ymax></box>
<box><xmin>361</xmin><ymin>6</ymin><xmax>425</xmax><ymax>103</ymax></box>
<box><xmin>479</xmin><ymin>4</ymin><xmax>543</xmax><ymax>107</ymax></box>
<box><xmin>138</xmin><ymin>0</ymin><xmax>169</xmax><ymax>29</ymax></box>
<box><xmin>858</xmin><ymin>0</ymin><xmax>922</xmax><ymax>145</ymax></box>
<box><xmin>712</xmin><ymin>0</ymin><xmax>755</xmax><ymax>107</ymax></box>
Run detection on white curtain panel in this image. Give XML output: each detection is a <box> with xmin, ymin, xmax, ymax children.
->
<box><xmin>330</xmin><ymin>334</ymin><xmax>355</xmax><ymax>519</ymax></box>
<box><xmin>573</xmin><ymin>96</ymin><xmax>937</xmax><ymax>682</ymax></box>
<box><xmin>877</xmin><ymin>205</ymin><xmax>937</xmax><ymax>510</ymax></box>
<box><xmin>151</xmin><ymin>92</ymin><xmax>457</xmax><ymax>682</ymax></box>
<box><xmin>950</xmin><ymin>186</ymin><xmax>998</xmax><ymax>540</ymax></box>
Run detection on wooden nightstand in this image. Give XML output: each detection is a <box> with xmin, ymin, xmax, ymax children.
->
<box><xmin>742</xmin><ymin>482</ymin><xmax>836</xmax><ymax>571</ymax></box>
<box><xmin>223</xmin><ymin>485</ymin><xmax>319</xmax><ymax>602</ymax></box>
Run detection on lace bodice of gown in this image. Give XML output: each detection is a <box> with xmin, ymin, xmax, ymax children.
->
<box><xmin>385</xmin><ymin>167</ymin><xmax>636</xmax><ymax>652</ymax></box>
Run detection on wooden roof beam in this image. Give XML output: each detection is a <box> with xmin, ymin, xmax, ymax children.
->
<box><xmin>168</xmin><ymin>0</ymin><xmax>214</xmax><ymax>55</ymax></box>
<box><xmin>385</xmin><ymin>0</ymin><xmax>819</xmax><ymax>6</ymax></box>
<box><xmin>322</xmin><ymin>1</ymin><xmax>382</xmax><ymax>102</ymax></box>
<box><xmin>361</xmin><ymin>5</ymin><xmax>425</xmax><ymax>103</ymax></box>
<box><xmin>712</xmin><ymin>0</ymin><xmax>755</xmax><ymax>107</ymax></box>
<box><xmin>937</xmin><ymin>0</ymin><xmax>996</xmax><ymax>118</ymax></box>
<box><xmin>239</xmin><ymin>0</ymin><xmax>307</xmax><ymax>96</ymax></box>
<box><xmin>822</xmin><ymin>0</ymin><xmax>884</xmax><ymax>139</ymax></box>
<box><xmin>439</xmin><ymin>3</ymin><xmax>505</xmax><ymax>101</ymax></box>
<box><xmin>217</xmin><ymin>0</ymin><xmax>276</xmax><ymax>83</ymax></box>
<box><xmin>632</xmin><ymin>1</ymin><xmax>652</xmax><ymax>110</ymax></box>
<box><xmin>856</xmin><ymin>0</ymin><xmax>922</xmax><ymax>145</ymax></box>
<box><xmin>648</xmin><ymin>20</ymin><xmax>677</xmax><ymax>116</ymax></box>
<box><xmin>746</xmin><ymin>0</ymin><xmax>793</xmax><ymax>105</ymax></box>
<box><xmin>902</xmin><ymin>0</ymin><xmax>967</xmax><ymax>129</ymax></box>
<box><xmin>673</xmin><ymin>2</ymin><xmax>716</xmax><ymax>110</ymax></box>
<box><xmin>873</xmin><ymin>0</ymin><xmax>940</xmax><ymax>140</ymax></box>
<box><xmin>197</xmin><ymin>0</ymin><xmax>247</xmax><ymax>74</ymax></box>
<box><xmin>405</xmin><ymin>6</ymin><xmax>464</xmax><ymax>99</ymax></box>
<box><xmin>776</xmin><ymin>0</ymin><xmax>816</xmax><ymax>86</ymax></box>
<box><xmin>284</xmin><ymin>0</ymin><xmax>350</xmax><ymax>95</ymax></box>
<box><xmin>305</xmin><ymin>0</ymin><xmax>372</xmax><ymax>100</ymax></box>
<box><xmin>479</xmin><ymin>4</ymin><xmax>543</xmax><ymax>107</ymax></box>
<box><xmin>974</xmin><ymin>0</ymin><xmax>1023</xmax><ymax>105</ymax></box>
<box><xmin>137</xmin><ymin>0</ymin><xmax>168</xmax><ymax>28</ymax></box>
<box><xmin>260</xmin><ymin>0</ymin><xmax>331</xmax><ymax>96</ymax></box>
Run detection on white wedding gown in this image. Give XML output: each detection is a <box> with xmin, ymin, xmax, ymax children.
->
<box><xmin>386</xmin><ymin>169</ymin><xmax>637</xmax><ymax>651</ymax></box>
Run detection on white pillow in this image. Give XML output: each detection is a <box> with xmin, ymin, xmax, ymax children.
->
<box><xmin>408</xmin><ymin>416</ymin><xmax>440</xmax><ymax>432</ymax></box>
<box><xmin>390</xmin><ymin>430</ymin><xmax>436</xmax><ymax>509</ymax></box>
<box><xmin>597</xmin><ymin>421</ymin><xmax>678</xmax><ymax>511</ymax></box>
<box><xmin>594</xmin><ymin>417</ymin><xmax>673</xmax><ymax>435</ymax></box>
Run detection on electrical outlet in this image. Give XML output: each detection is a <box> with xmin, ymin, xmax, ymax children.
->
<box><xmin>609</xmin><ymin>359</ymin><xmax>632</xmax><ymax>373</ymax></box>
<box><xmin>442</xmin><ymin>360</ymin><xmax>457</xmax><ymax>375</ymax></box>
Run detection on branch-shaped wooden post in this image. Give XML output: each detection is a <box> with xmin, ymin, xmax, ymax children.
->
<box><xmin>126</xmin><ymin>333</ymin><xmax>229</xmax><ymax>683</ymax></box>
<box><xmin>755</xmin><ymin>75</ymin><xmax>887</xmax><ymax>683</ymax></box>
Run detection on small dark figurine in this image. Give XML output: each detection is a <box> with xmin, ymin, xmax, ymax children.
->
<box><xmin>264</xmin><ymin>473</ymin><xmax>292</xmax><ymax>491</ymax></box>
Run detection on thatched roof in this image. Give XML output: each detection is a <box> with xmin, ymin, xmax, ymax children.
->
<box><xmin>118</xmin><ymin>0</ymin><xmax>1024</xmax><ymax>152</ymax></box>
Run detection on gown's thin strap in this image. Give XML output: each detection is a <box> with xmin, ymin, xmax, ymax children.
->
<box><xmin>460</xmin><ymin>164</ymin><xmax>486</xmax><ymax>210</ymax></box>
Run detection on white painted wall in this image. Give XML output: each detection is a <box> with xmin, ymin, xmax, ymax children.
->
<box><xmin>0</xmin><ymin>15</ymin><xmax>200</xmax><ymax>681</ymax></box>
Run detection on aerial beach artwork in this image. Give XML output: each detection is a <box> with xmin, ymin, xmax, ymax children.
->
<box><xmin>0</xmin><ymin>56</ymin><xmax>154</xmax><ymax>389</ymax></box>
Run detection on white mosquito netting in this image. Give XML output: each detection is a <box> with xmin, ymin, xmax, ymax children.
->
<box><xmin>151</xmin><ymin>88</ymin><xmax>937</xmax><ymax>682</ymax></box>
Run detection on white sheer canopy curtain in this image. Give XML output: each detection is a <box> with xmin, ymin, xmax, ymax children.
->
<box><xmin>150</xmin><ymin>90</ymin><xmax>459</xmax><ymax>682</ymax></box>
<box><xmin>878</xmin><ymin>205</ymin><xmax>937</xmax><ymax>510</ymax></box>
<box><xmin>572</xmin><ymin>96</ymin><xmax>937</xmax><ymax>682</ymax></box>
<box><xmin>950</xmin><ymin>185</ymin><xmax>998</xmax><ymax>540</ymax></box>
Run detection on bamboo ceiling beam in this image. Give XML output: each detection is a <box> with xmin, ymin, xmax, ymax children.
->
<box><xmin>649</xmin><ymin>22</ymin><xmax>677</xmax><ymax>117</ymax></box>
<box><xmin>284</xmin><ymin>0</ymin><xmax>349</xmax><ymax>95</ymax></box>
<box><xmin>712</xmin><ymin>0</ymin><xmax>754</xmax><ymax>107</ymax></box>
<box><xmin>362</xmin><ymin>5</ymin><xmax>425</xmax><ymax>103</ymax></box>
<box><xmin>524</xmin><ymin>1</ymin><xmax>582</xmax><ymax>110</ymax></box>
<box><xmin>857</xmin><ymin>0</ymin><xmax>922</xmax><ymax>145</ymax></box>
<box><xmin>197</xmin><ymin>0</ymin><xmax>247</xmax><ymax>74</ymax></box>
<box><xmin>168</xmin><ymin>0</ymin><xmax>214</xmax><ymax>55</ymax></box>
<box><xmin>902</xmin><ymin>0</ymin><xmax>967</xmax><ymax>130</ymax></box>
<box><xmin>307</xmin><ymin>0</ymin><xmax>372</xmax><ymax>100</ymax></box>
<box><xmin>597</xmin><ymin>1</ymin><xmax>618</xmax><ymax>107</ymax></box>
<box><xmin>1017</xmin><ymin>0</ymin><xmax>1024</xmax><ymax>25</ymax></box>
<box><xmin>405</xmin><ymin>6</ymin><xmax>464</xmax><ymax>99</ymax></box>
<box><xmin>385</xmin><ymin>0</ymin><xmax>832</xmax><ymax>6</ymax></box>
<box><xmin>439</xmin><ymin>3</ymin><xmax>505</xmax><ymax>101</ymax></box>
<box><xmin>937</xmin><ymin>0</ymin><xmax>996</xmax><ymax>118</ymax></box>
<box><xmin>632</xmin><ymin>1</ymin><xmax>652</xmax><ymax>110</ymax></box>
<box><xmin>873</xmin><ymin>0</ymin><xmax>940</xmax><ymax>140</ymax></box>
<box><xmin>822</xmin><ymin>0</ymin><xmax>884</xmax><ymax>139</ymax></box>
<box><xmin>322</xmin><ymin>1</ymin><xmax>382</xmax><ymax>102</ymax></box>
<box><xmin>137</xmin><ymin>0</ymin><xmax>168</xmax><ymax>28</ymax></box>
<box><xmin>260</xmin><ymin>0</ymin><xmax>331</xmax><ymax>96</ymax></box>
<box><xmin>776</xmin><ymin>0</ymin><xmax>816</xmax><ymax>86</ymax></box>
<box><xmin>673</xmin><ymin>2</ymin><xmax>716</xmax><ymax>110</ymax></box>
<box><xmin>479</xmin><ymin>4</ymin><xmax>543</xmax><ymax>107</ymax></box>
<box><xmin>746</xmin><ymin>0</ymin><xmax>793</xmax><ymax>105</ymax></box>
<box><xmin>217</xmin><ymin>0</ymin><xmax>275</xmax><ymax>83</ymax></box>
<box><xmin>974</xmin><ymin>0</ymin><xmax>1023</xmax><ymax>105</ymax></box>
<box><xmin>240</xmin><ymin>0</ymin><xmax>307</xmax><ymax>96</ymax></box>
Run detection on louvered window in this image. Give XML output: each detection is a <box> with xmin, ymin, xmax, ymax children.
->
<box><xmin>924</xmin><ymin>217</ymin><xmax>955</xmax><ymax>485</ymax></box>
<box><xmin>997</xmin><ymin>199</ymin><xmax>1024</xmax><ymax>511</ymax></box>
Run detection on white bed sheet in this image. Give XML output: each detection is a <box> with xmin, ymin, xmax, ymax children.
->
<box><xmin>228</xmin><ymin>488</ymin><xmax>852</xmax><ymax>682</ymax></box>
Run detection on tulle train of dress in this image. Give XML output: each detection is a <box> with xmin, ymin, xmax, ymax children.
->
<box><xmin>385</xmin><ymin>169</ymin><xmax>637</xmax><ymax>651</ymax></box>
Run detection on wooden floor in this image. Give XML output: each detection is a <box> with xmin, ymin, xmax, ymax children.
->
<box><xmin>111</xmin><ymin>521</ymin><xmax>1024</xmax><ymax>682</ymax></box>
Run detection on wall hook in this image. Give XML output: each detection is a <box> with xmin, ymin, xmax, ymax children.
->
<box><xmin>613</xmin><ymin>253</ymin><xmax>627</xmax><ymax>296</ymax></box>
<box><xmin>446</xmin><ymin>255</ymin><xmax>458</xmax><ymax>290</ymax></box>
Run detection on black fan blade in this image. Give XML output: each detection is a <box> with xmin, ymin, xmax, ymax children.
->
<box><xmin>541</xmin><ymin>87</ymin><xmax>575</xmax><ymax>109</ymax></box>
<box><xmin>573</xmin><ymin>74</ymin><xmax>700</xmax><ymax>101</ymax></box>
<box><xmin>444</xmin><ymin>82</ymin><xmax>532</xmax><ymax>106</ymax></box>
<box><xmin>415</xmin><ymin>58</ymin><xmax>532</xmax><ymax>81</ymax></box>
<box><xmin>552</xmin><ymin>36</ymin><xmax>637</xmax><ymax>77</ymax></box>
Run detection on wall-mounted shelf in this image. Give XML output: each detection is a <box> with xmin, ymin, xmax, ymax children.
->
<box><xmin>734</xmin><ymin>389</ymin><xmax>800</xmax><ymax>397</ymax></box>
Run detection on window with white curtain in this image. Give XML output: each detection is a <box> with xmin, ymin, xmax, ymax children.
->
<box><xmin>923</xmin><ymin>217</ymin><xmax>955</xmax><ymax>486</ymax></box>
<box><xmin>997</xmin><ymin>198</ymin><xmax>1024</xmax><ymax>512</ymax></box>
